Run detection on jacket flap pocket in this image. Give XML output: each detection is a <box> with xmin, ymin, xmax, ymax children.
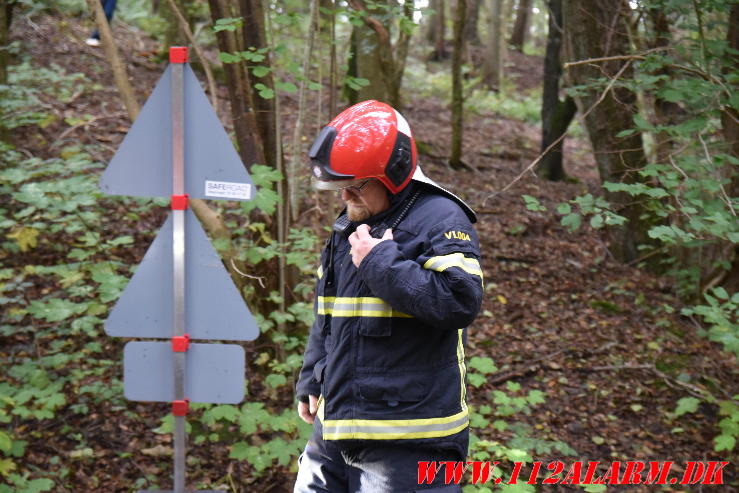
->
<box><xmin>357</xmin><ymin>373</ymin><xmax>428</xmax><ymax>403</ymax></box>
<box><xmin>359</xmin><ymin>317</ymin><xmax>392</xmax><ymax>337</ymax></box>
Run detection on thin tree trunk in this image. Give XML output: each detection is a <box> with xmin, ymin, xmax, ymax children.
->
<box><xmin>510</xmin><ymin>0</ymin><xmax>532</xmax><ymax>52</ymax></box>
<box><xmin>538</xmin><ymin>0</ymin><xmax>575</xmax><ymax>181</ymax></box>
<box><xmin>482</xmin><ymin>0</ymin><xmax>504</xmax><ymax>90</ymax></box>
<box><xmin>563</xmin><ymin>0</ymin><xmax>653</xmax><ymax>263</ymax></box>
<box><xmin>289</xmin><ymin>0</ymin><xmax>318</xmax><ymax>222</ymax></box>
<box><xmin>328</xmin><ymin>0</ymin><xmax>337</xmax><ymax>119</ymax></box>
<box><xmin>449</xmin><ymin>0</ymin><xmax>466</xmax><ymax>169</ymax></box>
<box><xmin>716</xmin><ymin>3</ymin><xmax>739</xmax><ymax>292</ymax></box>
<box><xmin>240</xmin><ymin>0</ymin><xmax>277</xmax><ymax>170</ymax></box>
<box><xmin>0</xmin><ymin>1</ymin><xmax>10</xmax><ymax>86</ymax></box>
<box><xmin>427</xmin><ymin>0</ymin><xmax>448</xmax><ymax>61</ymax></box>
<box><xmin>86</xmin><ymin>0</ymin><xmax>140</xmax><ymax>121</ymax></box>
<box><xmin>207</xmin><ymin>0</ymin><xmax>265</xmax><ymax>168</ymax></box>
<box><xmin>464</xmin><ymin>0</ymin><xmax>481</xmax><ymax>45</ymax></box>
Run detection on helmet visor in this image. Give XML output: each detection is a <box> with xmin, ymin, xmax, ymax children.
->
<box><xmin>312</xmin><ymin>177</ymin><xmax>372</xmax><ymax>191</ymax></box>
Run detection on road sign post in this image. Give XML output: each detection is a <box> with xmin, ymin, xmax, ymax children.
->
<box><xmin>99</xmin><ymin>46</ymin><xmax>259</xmax><ymax>492</ymax></box>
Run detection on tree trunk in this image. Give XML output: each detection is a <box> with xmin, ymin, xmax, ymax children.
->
<box><xmin>86</xmin><ymin>0</ymin><xmax>140</xmax><ymax>121</ymax></box>
<box><xmin>346</xmin><ymin>0</ymin><xmax>413</xmax><ymax>109</ymax></box>
<box><xmin>482</xmin><ymin>0</ymin><xmax>504</xmax><ymax>90</ymax></box>
<box><xmin>645</xmin><ymin>5</ymin><xmax>681</xmax><ymax>166</ymax></box>
<box><xmin>207</xmin><ymin>0</ymin><xmax>265</xmax><ymax>168</ymax></box>
<box><xmin>464</xmin><ymin>0</ymin><xmax>481</xmax><ymax>45</ymax></box>
<box><xmin>348</xmin><ymin>0</ymin><xmax>390</xmax><ymax>103</ymax></box>
<box><xmin>0</xmin><ymin>0</ymin><xmax>11</xmax><ymax>86</ymax></box>
<box><xmin>449</xmin><ymin>0</ymin><xmax>466</xmax><ymax>169</ymax></box>
<box><xmin>510</xmin><ymin>0</ymin><xmax>532</xmax><ymax>52</ymax></box>
<box><xmin>538</xmin><ymin>0</ymin><xmax>575</xmax><ymax>181</ymax></box>
<box><xmin>563</xmin><ymin>0</ymin><xmax>653</xmax><ymax>263</ymax></box>
<box><xmin>240</xmin><ymin>0</ymin><xmax>278</xmax><ymax>170</ymax></box>
<box><xmin>427</xmin><ymin>0</ymin><xmax>448</xmax><ymax>61</ymax></box>
<box><xmin>716</xmin><ymin>3</ymin><xmax>739</xmax><ymax>293</ymax></box>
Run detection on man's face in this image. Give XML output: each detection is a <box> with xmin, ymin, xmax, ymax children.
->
<box><xmin>340</xmin><ymin>179</ymin><xmax>391</xmax><ymax>222</ymax></box>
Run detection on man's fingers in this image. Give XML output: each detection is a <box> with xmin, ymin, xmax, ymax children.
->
<box><xmin>382</xmin><ymin>228</ymin><xmax>393</xmax><ymax>241</ymax></box>
<box><xmin>355</xmin><ymin>224</ymin><xmax>371</xmax><ymax>238</ymax></box>
<box><xmin>297</xmin><ymin>401</ymin><xmax>314</xmax><ymax>424</ymax></box>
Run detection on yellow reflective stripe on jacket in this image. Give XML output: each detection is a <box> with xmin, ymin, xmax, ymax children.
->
<box><xmin>319</xmin><ymin>409</ymin><xmax>469</xmax><ymax>440</ymax></box>
<box><xmin>423</xmin><ymin>253</ymin><xmax>483</xmax><ymax>279</ymax></box>
<box><xmin>317</xmin><ymin>265</ymin><xmax>323</xmax><ymax>279</ymax></box>
<box><xmin>457</xmin><ymin>329</ymin><xmax>467</xmax><ymax>412</ymax></box>
<box><xmin>317</xmin><ymin>296</ymin><xmax>412</xmax><ymax>318</ymax></box>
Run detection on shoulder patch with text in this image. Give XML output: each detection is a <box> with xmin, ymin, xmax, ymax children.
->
<box><xmin>444</xmin><ymin>230</ymin><xmax>471</xmax><ymax>241</ymax></box>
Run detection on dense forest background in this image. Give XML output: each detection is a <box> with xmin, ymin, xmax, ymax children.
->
<box><xmin>0</xmin><ymin>0</ymin><xmax>737</xmax><ymax>491</ymax></box>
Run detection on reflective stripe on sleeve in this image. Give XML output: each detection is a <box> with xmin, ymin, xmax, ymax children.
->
<box><xmin>319</xmin><ymin>409</ymin><xmax>469</xmax><ymax>440</ymax></box>
<box><xmin>317</xmin><ymin>297</ymin><xmax>412</xmax><ymax>318</ymax></box>
<box><xmin>317</xmin><ymin>264</ymin><xmax>323</xmax><ymax>279</ymax></box>
<box><xmin>423</xmin><ymin>253</ymin><xmax>483</xmax><ymax>280</ymax></box>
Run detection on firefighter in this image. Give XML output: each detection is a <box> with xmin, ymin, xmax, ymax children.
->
<box><xmin>295</xmin><ymin>100</ymin><xmax>483</xmax><ymax>492</ymax></box>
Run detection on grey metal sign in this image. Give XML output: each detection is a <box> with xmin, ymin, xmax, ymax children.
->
<box><xmin>99</xmin><ymin>64</ymin><xmax>256</xmax><ymax>201</ymax></box>
<box><xmin>104</xmin><ymin>209</ymin><xmax>259</xmax><ymax>341</ymax></box>
<box><xmin>124</xmin><ymin>341</ymin><xmax>245</xmax><ymax>404</ymax></box>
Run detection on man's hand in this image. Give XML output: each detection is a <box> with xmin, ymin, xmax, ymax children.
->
<box><xmin>348</xmin><ymin>224</ymin><xmax>393</xmax><ymax>267</ymax></box>
<box><xmin>298</xmin><ymin>395</ymin><xmax>319</xmax><ymax>424</ymax></box>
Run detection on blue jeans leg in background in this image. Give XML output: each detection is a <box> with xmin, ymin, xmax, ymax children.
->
<box><xmin>90</xmin><ymin>0</ymin><xmax>117</xmax><ymax>40</ymax></box>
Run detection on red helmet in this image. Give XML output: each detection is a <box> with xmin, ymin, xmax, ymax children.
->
<box><xmin>309</xmin><ymin>100</ymin><xmax>417</xmax><ymax>194</ymax></box>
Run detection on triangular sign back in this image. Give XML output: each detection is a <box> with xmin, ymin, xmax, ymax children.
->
<box><xmin>99</xmin><ymin>64</ymin><xmax>256</xmax><ymax>200</ymax></box>
<box><xmin>104</xmin><ymin>209</ymin><xmax>260</xmax><ymax>341</ymax></box>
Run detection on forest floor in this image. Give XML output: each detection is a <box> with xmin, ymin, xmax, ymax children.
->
<box><xmin>7</xmin><ymin>10</ymin><xmax>739</xmax><ymax>493</ymax></box>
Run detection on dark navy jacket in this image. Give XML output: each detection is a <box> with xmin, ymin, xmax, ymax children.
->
<box><xmin>296</xmin><ymin>181</ymin><xmax>483</xmax><ymax>455</ymax></box>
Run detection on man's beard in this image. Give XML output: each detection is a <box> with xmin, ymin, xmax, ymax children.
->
<box><xmin>346</xmin><ymin>203</ymin><xmax>371</xmax><ymax>222</ymax></box>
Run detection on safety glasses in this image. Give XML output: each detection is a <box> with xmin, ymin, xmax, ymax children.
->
<box><xmin>336</xmin><ymin>179</ymin><xmax>372</xmax><ymax>195</ymax></box>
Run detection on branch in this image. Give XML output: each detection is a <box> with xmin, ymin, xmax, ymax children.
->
<box><xmin>164</xmin><ymin>0</ymin><xmax>219</xmax><ymax>115</ymax></box>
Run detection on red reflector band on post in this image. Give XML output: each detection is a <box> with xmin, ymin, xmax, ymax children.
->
<box><xmin>171</xmin><ymin>194</ymin><xmax>189</xmax><ymax>210</ymax></box>
<box><xmin>171</xmin><ymin>334</ymin><xmax>190</xmax><ymax>352</ymax></box>
<box><xmin>169</xmin><ymin>47</ymin><xmax>188</xmax><ymax>64</ymax></box>
<box><xmin>172</xmin><ymin>400</ymin><xmax>189</xmax><ymax>416</ymax></box>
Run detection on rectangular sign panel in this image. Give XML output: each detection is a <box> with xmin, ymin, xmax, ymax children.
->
<box><xmin>124</xmin><ymin>342</ymin><xmax>245</xmax><ymax>404</ymax></box>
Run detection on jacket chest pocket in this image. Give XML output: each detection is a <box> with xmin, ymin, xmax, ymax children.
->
<box><xmin>359</xmin><ymin>317</ymin><xmax>392</xmax><ymax>337</ymax></box>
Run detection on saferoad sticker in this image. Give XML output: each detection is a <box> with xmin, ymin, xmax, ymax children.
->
<box><xmin>205</xmin><ymin>181</ymin><xmax>252</xmax><ymax>200</ymax></box>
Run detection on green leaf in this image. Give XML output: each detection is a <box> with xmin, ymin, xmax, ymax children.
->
<box><xmin>522</xmin><ymin>195</ymin><xmax>546</xmax><ymax>212</ymax></box>
<box><xmin>276</xmin><ymin>81</ymin><xmax>298</xmax><ymax>93</ymax></box>
<box><xmin>265</xmin><ymin>374</ymin><xmax>287</xmax><ymax>388</ymax></box>
<box><xmin>561</xmin><ymin>213</ymin><xmax>582</xmax><ymax>232</ymax></box>
<box><xmin>674</xmin><ymin>397</ymin><xmax>700</xmax><ymax>417</ymax></box>
<box><xmin>27</xmin><ymin>298</ymin><xmax>87</xmax><ymax>323</ymax></box>
<box><xmin>714</xmin><ymin>434</ymin><xmax>736</xmax><ymax>452</ymax></box>
<box><xmin>527</xmin><ymin>390</ymin><xmax>545</xmax><ymax>405</ymax></box>
<box><xmin>219</xmin><ymin>52</ymin><xmax>241</xmax><ymax>64</ymax></box>
<box><xmin>0</xmin><ymin>431</ymin><xmax>12</xmax><ymax>453</ymax></box>
<box><xmin>556</xmin><ymin>203</ymin><xmax>571</xmax><ymax>215</ymax></box>
<box><xmin>251</xmin><ymin>66</ymin><xmax>271</xmax><ymax>77</ymax></box>
<box><xmin>468</xmin><ymin>356</ymin><xmax>497</xmax><ymax>374</ymax></box>
<box><xmin>22</xmin><ymin>479</ymin><xmax>55</xmax><ymax>493</ymax></box>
